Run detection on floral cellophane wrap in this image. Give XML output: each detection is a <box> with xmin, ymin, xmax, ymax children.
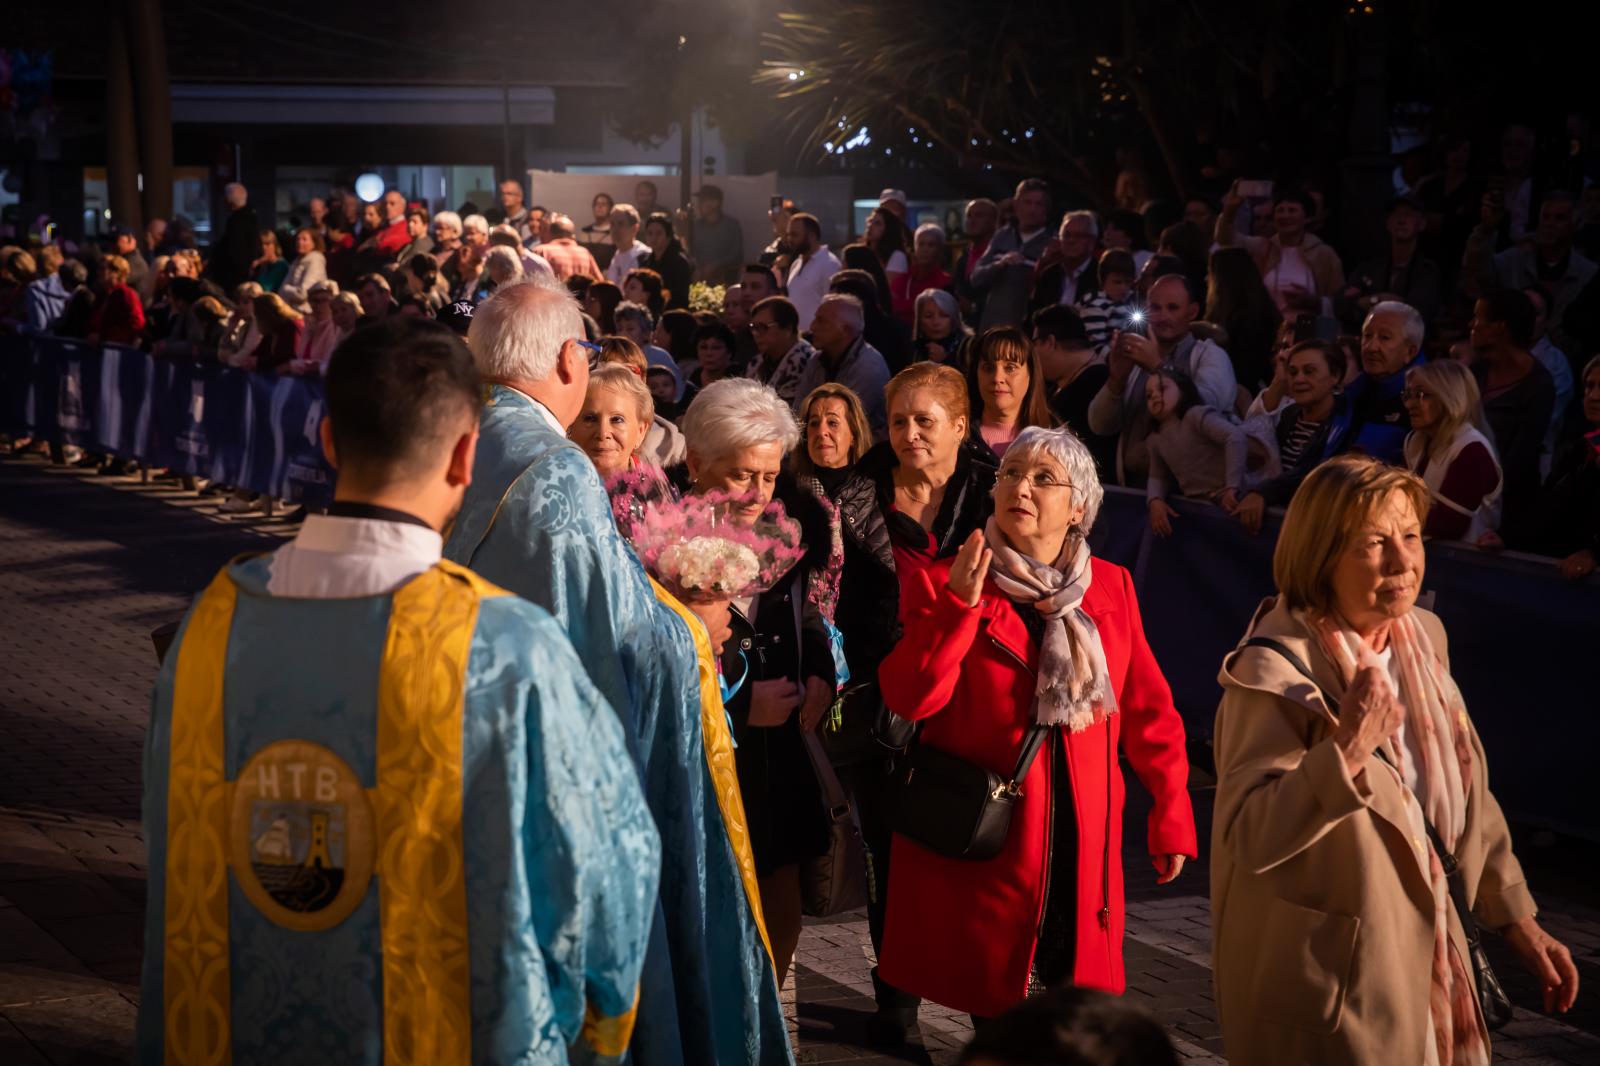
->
<box><xmin>608</xmin><ymin>466</ymin><xmax>805</xmax><ymax>605</ymax></box>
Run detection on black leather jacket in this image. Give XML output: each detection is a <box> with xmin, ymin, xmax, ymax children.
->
<box><xmin>826</xmin><ymin>440</ymin><xmax>998</xmax><ymax>679</ymax></box>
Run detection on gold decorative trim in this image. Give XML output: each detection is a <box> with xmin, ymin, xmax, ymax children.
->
<box><xmin>581</xmin><ymin>985</ymin><xmax>641</xmax><ymax>1057</ymax></box>
<box><xmin>164</xmin><ymin>570</ymin><xmax>238</xmax><ymax>1066</ymax></box>
<box><xmin>374</xmin><ymin>563</ymin><xmax>487</xmax><ymax>1066</ymax></box>
<box><xmin>649</xmin><ymin>579</ymin><xmax>775</xmax><ymax>967</ymax></box>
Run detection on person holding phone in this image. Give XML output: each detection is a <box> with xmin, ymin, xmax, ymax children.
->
<box><xmin>971</xmin><ymin>178</ymin><xmax>1057</xmax><ymax>329</ymax></box>
<box><xmin>1216</xmin><ymin>179</ymin><xmax>1346</xmax><ymax>319</ymax></box>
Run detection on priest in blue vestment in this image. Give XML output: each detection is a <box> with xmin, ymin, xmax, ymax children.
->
<box><xmin>138</xmin><ymin>318</ymin><xmax>659</xmax><ymax>1065</ymax></box>
<box><xmin>444</xmin><ymin>279</ymin><xmax>793</xmax><ymax>1065</ymax></box>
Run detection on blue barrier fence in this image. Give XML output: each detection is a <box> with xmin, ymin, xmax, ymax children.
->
<box><xmin>5</xmin><ymin>333</ymin><xmax>1596</xmax><ymax>837</ymax></box>
<box><xmin>1089</xmin><ymin>487</ymin><xmax>1599</xmax><ymax>841</ymax></box>
<box><xmin>0</xmin><ymin>332</ymin><xmax>334</xmax><ymax>506</ymax></box>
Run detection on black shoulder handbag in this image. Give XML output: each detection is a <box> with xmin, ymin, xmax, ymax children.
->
<box><xmin>1242</xmin><ymin>637</ymin><xmax>1515</xmax><ymax>1030</ymax></box>
<box><xmin>889</xmin><ymin>716</ymin><xmax>1051</xmax><ymax>863</ymax></box>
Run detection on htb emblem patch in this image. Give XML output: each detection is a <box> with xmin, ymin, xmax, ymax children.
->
<box><xmin>229</xmin><ymin>740</ymin><xmax>375</xmax><ymax>931</ymax></box>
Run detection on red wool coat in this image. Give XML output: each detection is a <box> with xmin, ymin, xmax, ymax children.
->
<box><xmin>876</xmin><ymin>555</ymin><xmax>1197</xmax><ymax>1018</ymax></box>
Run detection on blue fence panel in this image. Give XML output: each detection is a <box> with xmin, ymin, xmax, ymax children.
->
<box><xmin>1</xmin><ymin>334</ymin><xmax>333</xmax><ymax>505</ymax></box>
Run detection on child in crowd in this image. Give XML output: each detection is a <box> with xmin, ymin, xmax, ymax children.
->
<box><xmin>1076</xmin><ymin>249</ymin><xmax>1139</xmax><ymax>352</ymax></box>
<box><xmin>1144</xmin><ymin>366</ymin><xmax>1277</xmax><ymax>536</ymax></box>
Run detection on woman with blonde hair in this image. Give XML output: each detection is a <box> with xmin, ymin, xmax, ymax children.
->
<box><xmin>795</xmin><ymin>383</ymin><xmax>873</xmax><ymax>485</ymax></box>
<box><xmin>251</xmin><ymin>291</ymin><xmax>305</xmax><ymax>374</ymax></box>
<box><xmin>1402</xmin><ymin>359</ymin><xmax>1503</xmax><ymax>543</ymax></box>
<box><xmin>251</xmin><ymin>229</ymin><xmax>289</xmax><ymax>292</ymax></box>
<box><xmin>1212</xmin><ymin>455</ymin><xmax>1576</xmax><ymax>1066</ymax></box>
<box><xmin>569</xmin><ymin>363</ymin><xmax>656</xmax><ymax>479</ymax></box>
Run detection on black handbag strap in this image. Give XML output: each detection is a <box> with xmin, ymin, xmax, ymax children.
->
<box><xmin>1004</xmin><ymin>720</ymin><xmax>1052</xmax><ymax>794</ymax></box>
<box><xmin>1241</xmin><ymin>636</ymin><xmax>1486</xmax><ymax>947</ymax></box>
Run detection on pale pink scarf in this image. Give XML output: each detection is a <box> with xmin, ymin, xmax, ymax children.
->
<box><xmin>1309</xmin><ymin>610</ymin><xmax>1488</xmax><ymax>1066</ymax></box>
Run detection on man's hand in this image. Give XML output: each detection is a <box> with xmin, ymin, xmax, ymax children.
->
<box><xmin>1119</xmin><ymin>331</ymin><xmax>1162</xmax><ymax>372</ymax></box>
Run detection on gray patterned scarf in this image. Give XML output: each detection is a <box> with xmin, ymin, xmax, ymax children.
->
<box><xmin>982</xmin><ymin>518</ymin><xmax>1118</xmax><ymax>731</ymax></box>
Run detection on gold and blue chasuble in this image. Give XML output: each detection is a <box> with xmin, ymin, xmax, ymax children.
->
<box><xmin>136</xmin><ymin>558</ymin><xmax>659</xmax><ymax>1065</ymax></box>
<box><xmin>444</xmin><ymin>385</ymin><xmax>793</xmax><ymax>1065</ymax></box>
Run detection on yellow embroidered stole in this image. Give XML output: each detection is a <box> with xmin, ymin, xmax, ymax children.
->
<box><xmin>647</xmin><ymin>578</ymin><xmax>775</xmax><ymax>967</ymax></box>
<box><xmin>163</xmin><ymin>560</ymin><xmax>498</xmax><ymax>1065</ymax></box>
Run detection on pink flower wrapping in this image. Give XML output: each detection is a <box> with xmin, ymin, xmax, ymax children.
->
<box><xmin>607</xmin><ymin>469</ymin><xmax>805</xmax><ymax>603</ymax></box>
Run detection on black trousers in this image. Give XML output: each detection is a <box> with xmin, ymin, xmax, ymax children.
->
<box><xmin>844</xmin><ymin>756</ymin><xmax>921</xmax><ymax>1013</ymax></box>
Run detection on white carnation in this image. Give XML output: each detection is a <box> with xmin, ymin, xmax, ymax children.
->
<box><xmin>659</xmin><ymin>536</ymin><xmax>761</xmax><ymax>595</ymax></box>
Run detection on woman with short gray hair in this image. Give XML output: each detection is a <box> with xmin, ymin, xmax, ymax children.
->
<box><xmin>874</xmin><ymin>424</ymin><xmax>1195</xmax><ymax>1023</ymax></box>
<box><xmin>676</xmin><ymin>377</ymin><xmax>836</xmax><ymax>992</ymax></box>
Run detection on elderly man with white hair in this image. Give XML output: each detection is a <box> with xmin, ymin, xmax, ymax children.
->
<box><xmin>1346</xmin><ymin>299</ymin><xmax>1428</xmax><ymax>464</ymax></box>
<box><xmin>795</xmin><ymin>292</ymin><xmax>892</xmax><ymax>440</ymax></box>
<box><xmin>442</xmin><ymin>277</ymin><xmax>795</xmax><ymax>1066</ymax></box>
<box><xmin>205</xmin><ymin>181</ymin><xmax>262</xmax><ymax>291</ymax></box>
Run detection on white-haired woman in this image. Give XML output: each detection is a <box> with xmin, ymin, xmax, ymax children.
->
<box><xmin>570</xmin><ymin>363</ymin><xmax>654</xmax><ymax>480</ymax></box>
<box><xmin>876</xmin><ymin>426</ymin><xmax>1196</xmax><ymax>1022</ymax></box>
<box><xmin>477</xmin><ymin>245</ymin><xmax>523</xmax><ymax>303</ymax></box>
<box><xmin>677</xmin><ymin>377</ymin><xmax>837</xmax><ymax>990</ymax></box>
<box><xmin>893</xmin><ymin>222</ymin><xmax>955</xmax><ymax>326</ymax></box>
<box><xmin>911</xmin><ymin>287</ymin><xmax>973</xmax><ymax>368</ymax></box>
<box><xmin>1212</xmin><ymin>457</ymin><xmax>1576</xmax><ymax>1065</ymax></box>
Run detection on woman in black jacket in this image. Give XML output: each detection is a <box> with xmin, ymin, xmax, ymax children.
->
<box><xmin>674</xmin><ymin>378</ymin><xmax>836</xmax><ymax>990</ymax></box>
<box><xmin>641</xmin><ymin>212</ymin><xmax>694</xmax><ymax>311</ymax></box>
<box><xmin>821</xmin><ymin>361</ymin><xmax>997</xmax><ymax>1044</ymax></box>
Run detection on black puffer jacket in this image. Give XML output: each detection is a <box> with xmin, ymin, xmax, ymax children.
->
<box><xmin>827</xmin><ymin>439</ymin><xmax>998</xmax><ymax>681</ymax></box>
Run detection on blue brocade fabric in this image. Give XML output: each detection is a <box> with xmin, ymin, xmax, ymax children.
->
<box><xmin>136</xmin><ymin>557</ymin><xmax>660</xmax><ymax>1065</ymax></box>
<box><xmin>444</xmin><ymin>386</ymin><xmax>793</xmax><ymax>1065</ymax></box>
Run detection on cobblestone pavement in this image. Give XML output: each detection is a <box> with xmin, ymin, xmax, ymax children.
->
<box><xmin>2</xmin><ymin>453</ymin><xmax>1597</xmax><ymax>1064</ymax></box>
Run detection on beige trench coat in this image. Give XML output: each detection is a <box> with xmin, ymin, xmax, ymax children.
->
<box><xmin>1210</xmin><ymin>597</ymin><xmax>1537</xmax><ymax>1065</ymax></box>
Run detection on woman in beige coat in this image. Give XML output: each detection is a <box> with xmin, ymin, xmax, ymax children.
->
<box><xmin>1211</xmin><ymin>456</ymin><xmax>1577</xmax><ymax>1065</ymax></box>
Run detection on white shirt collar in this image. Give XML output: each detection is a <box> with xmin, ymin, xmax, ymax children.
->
<box><xmin>266</xmin><ymin>514</ymin><xmax>442</xmax><ymax>598</ymax></box>
<box><xmin>499</xmin><ymin>384</ymin><xmax>567</xmax><ymax>435</ymax></box>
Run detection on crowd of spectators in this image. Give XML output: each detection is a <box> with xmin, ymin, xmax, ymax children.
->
<box><xmin>2</xmin><ymin>120</ymin><xmax>1595</xmax><ymax>1064</ymax></box>
<box><xmin>3</xmin><ymin>124</ymin><xmax>1598</xmax><ymax>567</ymax></box>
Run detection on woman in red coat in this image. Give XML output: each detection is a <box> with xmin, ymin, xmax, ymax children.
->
<box><xmin>876</xmin><ymin>425</ymin><xmax>1197</xmax><ymax>1020</ymax></box>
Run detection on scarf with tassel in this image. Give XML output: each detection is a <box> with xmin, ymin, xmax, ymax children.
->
<box><xmin>1308</xmin><ymin>610</ymin><xmax>1488</xmax><ymax>1066</ymax></box>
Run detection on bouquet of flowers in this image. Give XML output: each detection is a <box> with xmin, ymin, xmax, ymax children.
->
<box><xmin>608</xmin><ymin>466</ymin><xmax>805</xmax><ymax>604</ymax></box>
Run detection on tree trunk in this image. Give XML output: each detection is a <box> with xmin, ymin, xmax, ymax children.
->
<box><xmin>126</xmin><ymin>0</ymin><xmax>174</xmax><ymax>225</ymax></box>
<box><xmin>105</xmin><ymin>8</ymin><xmax>143</xmax><ymax>235</ymax></box>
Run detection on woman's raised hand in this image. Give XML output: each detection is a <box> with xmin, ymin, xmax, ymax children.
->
<box><xmin>1332</xmin><ymin>665</ymin><xmax>1403</xmax><ymax>776</ymax></box>
<box><xmin>947</xmin><ymin>529</ymin><xmax>993</xmax><ymax>608</ymax></box>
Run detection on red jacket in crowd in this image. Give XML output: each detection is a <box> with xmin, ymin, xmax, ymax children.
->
<box><xmin>88</xmin><ymin>284</ymin><xmax>146</xmax><ymax>346</ymax></box>
<box><xmin>876</xmin><ymin>555</ymin><xmax>1197</xmax><ymax>1019</ymax></box>
<box><xmin>375</xmin><ymin>217</ymin><xmax>410</xmax><ymax>259</ymax></box>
